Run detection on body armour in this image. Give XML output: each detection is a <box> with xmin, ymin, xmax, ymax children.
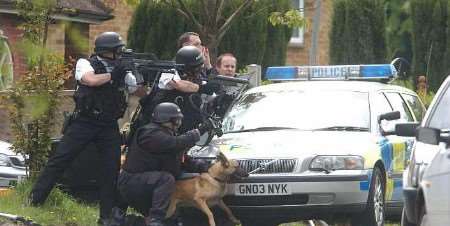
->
<box><xmin>122</xmin><ymin>123</ymin><xmax>199</xmax><ymax>177</ymax></box>
<box><xmin>74</xmin><ymin>55</ymin><xmax>127</xmax><ymax>122</ymax></box>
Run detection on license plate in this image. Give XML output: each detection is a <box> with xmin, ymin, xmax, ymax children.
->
<box><xmin>234</xmin><ymin>183</ymin><xmax>291</xmax><ymax>196</ymax></box>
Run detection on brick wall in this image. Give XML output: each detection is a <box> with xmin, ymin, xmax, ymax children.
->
<box><xmin>89</xmin><ymin>0</ymin><xmax>134</xmax><ymax>51</ymax></box>
<box><xmin>46</xmin><ymin>23</ymin><xmax>66</xmax><ymax>56</ymax></box>
<box><xmin>286</xmin><ymin>0</ymin><xmax>332</xmax><ymax>66</ymax></box>
<box><xmin>0</xmin><ymin>14</ymin><xmax>27</xmax><ymax>79</ymax></box>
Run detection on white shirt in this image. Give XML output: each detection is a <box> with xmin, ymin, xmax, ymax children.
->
<box><xmin>158</xmin><ymin>70</ymin><xmax>181</xmax><ymax>90</ymax></box>
<box><xmin>75</xmin><ymin>58</ymin><xmax>138</xmax><ymax>93</ymax></box>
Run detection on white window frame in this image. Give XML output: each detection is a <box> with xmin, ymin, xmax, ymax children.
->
<box><xmin>289</xmin><ymin>0</ymin><xmax>305</xmax><ymax>47</ymax></box>
<box><xmin>0</xmin><ymin>29</ymin><xmax>14</xmax><ymax>91</ymax></box>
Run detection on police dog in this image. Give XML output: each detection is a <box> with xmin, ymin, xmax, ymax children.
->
<box><xmin>166</xmin><ymin>152</ymin><xmax>248</xmax><ymax>226</ymax></box>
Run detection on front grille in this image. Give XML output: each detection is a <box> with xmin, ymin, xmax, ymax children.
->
<box><xmin>9</xmin><ymin>157</ymin><xmax>25</xmax><ymax>167</ymax></box>
<box><xmin>237</xmin><ymin>159</ymin><xmax>296</xmax><ymax>174</ymax></box>
<box><xmin>224</xmin><ymin>194</ymin><xmax>308</xmax><ymax>206</ymax></box>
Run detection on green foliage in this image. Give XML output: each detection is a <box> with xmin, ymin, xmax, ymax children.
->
<box><xmin>269</xmin><ymin>9</ymin><xmax>306</xmax><ymax>28</ymax></box>
<box><xmin>0</xmin><ymin>180</ymin><xmax>98</xmax><ymax>225</ymax></box>
<box><xmin>411</xmin><ymin>0</ymin><xmax>449</xmax><ymax>92</ymax></box>
<box><xmin>329</xmin><ymin>0</ymin><xmax>387</xmax><ymax>65</ymax></box>
<box><xmin>127</xmin><ymin>0</ymin><xmax>293</xmax><ymax>75</ymax></box>
<box><xmin>4</xmin><ymin>0</ymin><xmax>70</xmax><ymax>177</ymax></box>
<box><xmin>385</xmin><ymin>0</ymin><xmax>413</xmax><ymax>61</ymax></box>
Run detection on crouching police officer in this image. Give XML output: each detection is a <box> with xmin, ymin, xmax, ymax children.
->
<box><xmin>138</xmin><ymin>46</ymin><xmax>220</xmax><ymax>134</ymax></box>
<box><xmin>119</xmin><ymin>102</ymin><xmax>213</xmax><ymax>226</ymax></box>
<box><xmin>29</xmin><ymin>31</ymin><xmax>137</xmax><ymax>225</ymax></box>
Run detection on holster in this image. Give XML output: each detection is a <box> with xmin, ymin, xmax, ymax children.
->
<box><xmin>61</xmin><ymin>111</ymin><xmax>76</xmax><ymax>134</ymax></box>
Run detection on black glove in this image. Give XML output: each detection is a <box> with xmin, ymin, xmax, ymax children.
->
<box><xmin>198</xmin><ymin>119</ymin><xmax>215</xmax><ymax>135</ymax></box>
<box><xmin>198</xmin><ymin>82</ymin><xmax>221</xmax><ymax>95</ymax></box>
<box><xmin>110</xmin><ymin>64</ymin><xmax>127</xmax><ymax>83</ymax></box>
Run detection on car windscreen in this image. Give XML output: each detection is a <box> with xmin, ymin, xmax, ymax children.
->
<box><xmin>428</xmin><ymin>84</ymin><xmax>450</xmax><ymax>129</ymax></box>
<box><xmin>222</xmin><ymin>90</ymin><xmax>370</xmax><ymax>133</ymax></box>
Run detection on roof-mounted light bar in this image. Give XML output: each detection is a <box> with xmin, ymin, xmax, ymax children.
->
<box><xmin>266</xmin><ymin>64</ymin><xmax>397</xmax><ymax>81</ymax></box>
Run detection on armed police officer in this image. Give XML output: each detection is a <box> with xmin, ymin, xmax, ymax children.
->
<box><xmin>138</xmin><ymin>46</ymin><xmax>220</xmax><ymax>134</ymax></box>
<box><xmin>29</xmin><ymin>32</ymin><xmax>137</xmax><ymax>225</ymax></box>
<box><xmin>119</xmin><ymin>102</ymin><xmax>213</xmax><ymax>226</ymax></box>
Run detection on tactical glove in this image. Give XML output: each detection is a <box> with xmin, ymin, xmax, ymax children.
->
<box><xmin>198</xmin><ymin>82</ymin><xmax>221</xmax><ymax>95</ymax></box>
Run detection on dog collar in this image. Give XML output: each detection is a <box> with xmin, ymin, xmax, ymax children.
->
<box><xmin>213</xmin><ymin>176</ymin><xmax>227</xmax><ymax>184</ymax></box>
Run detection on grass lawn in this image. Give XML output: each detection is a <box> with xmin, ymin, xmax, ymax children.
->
<box><xmin>0</xmin><ymin>181</ymin><xmax>98</xmax><ymax>226</ymax></box>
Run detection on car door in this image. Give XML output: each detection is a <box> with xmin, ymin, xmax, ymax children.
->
<box><xmin>422</xmin><ymin>80</ymin><xmax>450</xmax><ymax>225</ymax></box>
<box><xmin>383</xmin><ymin>92</ymin><xmax>418</xmax><ymax>202</ymax></box>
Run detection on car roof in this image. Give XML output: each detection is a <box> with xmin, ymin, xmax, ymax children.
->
<box><xmin>246</xmin><ymin>81</ymin><xmax>416</xmax><ymax>95</ymax></box>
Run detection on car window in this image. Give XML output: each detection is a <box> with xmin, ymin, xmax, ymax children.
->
<box><xmin>401</xmin><ymin>94</ymin><xmax>426</xmax><ymax>122</ymax></box>
<box><xmin>384</xmin><ymin>92</ymin><xmax>414</xmax><ymax>122</ymax></box>
<box><xmin>428</xmin><ymin>85</ymin><xmax>450</xmax><ymax>129</ymax></box>
<box><xmin>223</xmin><ymin>90</ymin><xmax>370</xmax><ymax>132</ymax></box>
<box><xmin>371</xmin><ymin>92</ymin><xmax>393</xmax><ymax>116</ymax></box>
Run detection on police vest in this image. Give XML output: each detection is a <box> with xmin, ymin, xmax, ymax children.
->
<box><xmin>73</xmin><ymin>55</ymin><xmax>127</xmax><ymax>122</ymax></box>
<box><xmin>122</xmin><ymin>123</ymin><xmax>184</xmax><ymax>177</ymax></box>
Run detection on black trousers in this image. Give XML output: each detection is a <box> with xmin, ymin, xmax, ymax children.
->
<box><xmin>30</xmin><ymin>118</ymin><xmax>121</xmax><ymax>219</ymax></box>
<box><xmin>118</xmin><ymin>170</ymin><xmax>175</xmax><ymax>219</ymax></box>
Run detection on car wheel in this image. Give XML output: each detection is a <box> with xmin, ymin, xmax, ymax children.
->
<box><xmin>417</xmin><ymin>203</ymin><xmax>427</xmax><ymax>226</ymax></box>
<box><xmin>351</xmin><ymin>167</ymin><xmax>385</xmax><ymax>226</ymax></box>
<box><xmin>401</xmin><ymin>207</ymin><xmax>417</xmax><ymax>226</ymax></box>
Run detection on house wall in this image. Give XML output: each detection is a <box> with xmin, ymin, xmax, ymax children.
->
<box><xmin>286</xmin><ymin>0</ymin><xmax>332</xmax><ymax>66</ymax></box>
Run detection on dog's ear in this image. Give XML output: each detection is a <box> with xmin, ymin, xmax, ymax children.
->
<box><xmin>217</xmin><ymin>152</ymin><xmax>230</xmax><ymax>167</ymax></box>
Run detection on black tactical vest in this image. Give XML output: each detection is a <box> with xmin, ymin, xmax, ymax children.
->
<box><xmin>73</xmin><ymin>55</ymin><xmax>127</xmax><ymax>122</ymax></box>
<box><xmin>122</xmin><ymin>123</ymin><xmax>184</xmax><ymax>177</ymax></box>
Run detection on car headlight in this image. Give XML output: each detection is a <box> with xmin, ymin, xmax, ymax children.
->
<box><xmin>0</xmin><ymin>153</ymin><xmax>11</xmax><ymax>167</ymax></box>
<box><xmin>310</xmin><ymin>155</ymin><xmax>364</xmax><ymax>171</ymax></box>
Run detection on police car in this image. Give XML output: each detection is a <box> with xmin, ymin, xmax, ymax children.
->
<box><xmin>190</xmin><ymin>64</ymin><xmax>425</xmax><ymax>226</ymax></box>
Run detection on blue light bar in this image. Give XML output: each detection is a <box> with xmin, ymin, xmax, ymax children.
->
<box><xmin>266</xmin><ymin>64</ymin><xmax>397</xmax><ymax>81</ymax></box>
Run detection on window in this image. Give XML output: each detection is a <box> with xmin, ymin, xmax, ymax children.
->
<box><xmin>289</xmin><ymin>0</ymin><xmax>305</xmax><ymax>46</ymax></box>
<box><xmin>428</xmin><ymin>84</ymin><xmax>450</xmax><ymax>129</ymax></box>
<box><xmin>0</xmin><ymin>30</ymin><xmax>13</xmax><ymax>91</ymax></box>
<box><xmin>384</xmin><ymin>92</ymin><xmax>414</xmax><ymax>122</ymax></box>
<box><xmin>401</xmin><ymin>94</ymin><xmax>426</xmax><ymax>122</ymax></box>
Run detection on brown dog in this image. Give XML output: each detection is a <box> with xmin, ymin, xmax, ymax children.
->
<box><xmin>166</xmin><ymin>152</ymin><xmax>248</xmax><ymax>226</ymax></box>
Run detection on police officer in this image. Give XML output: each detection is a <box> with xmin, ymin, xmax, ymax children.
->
<box><xmin>139</xmin><ymin>46</ymin><xmax>220</xmax><ymax>133</ymax></box>
<box><xmin>119</xmin><ymin>102</ymin><xmax>213</xmax><ymax>226</ymax></box>
<box><xmin>29</xmin><ymin>31</ymin><xmax>137</xmax><ymax>225</ymax></box>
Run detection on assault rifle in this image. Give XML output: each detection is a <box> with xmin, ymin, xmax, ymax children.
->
<box><xmin>120</xmin><ymin>48</ymin><xmax>185</xmax><ymax>85</ymax></box>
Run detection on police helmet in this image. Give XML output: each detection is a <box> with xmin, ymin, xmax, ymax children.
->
<box><xmin>152</xmin><ymin>102</ymin><xmax>184</xmax><ymax>123</ymax></box>
<box><xmin>94</xmin><ymin>32</ymin><xmax>125</xmax><ymax>54</ymax></box>
<box><xmin>175</xmin><ymin>46</ymin><xmax>204</xmax><ymax>68</ymax></box>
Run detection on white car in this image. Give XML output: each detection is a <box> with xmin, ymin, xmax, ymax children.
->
<box><xmin>396</xmin><ymin>75</ymin><xmax>450</xmax><ymax>226</ymax></box>
<box><xmin>0</xmin><ymin>140</ymin><xmax>26</xmax><ymax>187</ymax></box>
<box><xmin>190</xmin><ymin>64</ymin><xmax>425</xmax><ymax>226</ymax></box>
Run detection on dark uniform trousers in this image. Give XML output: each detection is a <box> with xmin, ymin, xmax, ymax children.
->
<box><xmin>30</xmin><ymin>117</ymin><xmax>121</xmax><ymax>219</ymax></box>
<box><xmin>118</xmin><ymin>170</ymin><xmax>175</xmax><ymax>218</ymax></box>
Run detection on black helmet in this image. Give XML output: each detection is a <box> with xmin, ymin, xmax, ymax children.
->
<box><xmin>176</xmin><ymin>46</ymin><xmax>204</xmax><ymax>68</ymax></box>
<box><xmin>94</xmin><ymin>32</ymin><xmax>125</xmax><ymax>54</ymax></box>
<box><xmin>152</xmin><ymin>102</ymin><xmax>184</xmax><ymax>123</ymax></box>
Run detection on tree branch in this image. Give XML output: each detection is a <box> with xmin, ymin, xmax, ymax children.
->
<box><xmin>200</xmin><ymin>0</ymin><xmax>209</xmax><ymax>24</ymax></box>
<box><xmin>175</xmin><ymin>0</ymin><xmax>203</xmax><ymax>32</ymax></box>
<box><xmin>217</xmin><ymin>0</ymin><xmax>253</xmax><ymax>39</ymax></box>
<box><xmin>215</xmin><ymin>0</ymin><xmax>225</xmax><ymax>26</ymax></box>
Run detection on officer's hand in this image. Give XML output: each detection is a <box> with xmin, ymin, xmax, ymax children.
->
<box><xmin>110</xmin><ymin>64</ymin><xmax>127</xmax><ymax>83</ymax></box>
<box><xmin>198</xmin><ymin>82</ymin><xmax>221</xmax><ymax>95</ymax></box>
<box><xmin>198</xmin><ymin>119</ymin><xmax>215</xmax><ymax>135</ymax></box>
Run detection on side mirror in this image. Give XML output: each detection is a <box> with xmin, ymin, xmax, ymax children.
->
<box><xmin>416</xmin><ymin>127</ymin><xmax>441</xmax><ymax>145</ymax></box>
<box><xmin>378</xmin><ymin>111</ymin><xmax>401</xmax><ymax>124</ymax></box>
<box><xmin>395</xmin><ymin>122</ymin><xmax>420</xmax><ymax>137</ymax></box>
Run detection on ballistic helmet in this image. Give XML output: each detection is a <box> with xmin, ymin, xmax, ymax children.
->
<box><xmin>152</xmin><ymin>102</ymin><xmax>184</xmax><ymax>123</ymax></box>
<box><xmin>94</xmin><ymin>32</ymin><xmax>125</xmax><ymax>54</ymax></box>
<box><xmin>176</xmin><ymin>46</ymin><xmax>204</xmax><ymax>68</ymax></box>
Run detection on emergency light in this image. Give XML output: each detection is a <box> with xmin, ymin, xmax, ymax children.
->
<box><xmin>266</xmin><ymin>64</ymin><xmax>397</xmax><ymax>81</ymax></box>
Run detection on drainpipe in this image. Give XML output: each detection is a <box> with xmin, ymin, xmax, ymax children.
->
<box><xmin>309</xmin><ymin>0</ymin><xmax>322</xmax><ymax>66</ymax></box>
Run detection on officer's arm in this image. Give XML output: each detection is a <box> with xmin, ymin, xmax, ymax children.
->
<box><xmin>168</xmin><ymin>80</ymin><xmax>199</xmax><ymax>93</ymax></box>
<box><xmin>139</xmin><ymin>129</ymin><xmax>200</xmax><ymax>154</ymax></box>
<box><xmin>80</xmin><ymin>71</ymin><xmax>111</xmax><ymax>87</ymax></box>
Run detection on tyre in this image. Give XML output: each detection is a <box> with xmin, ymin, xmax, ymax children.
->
<box><xmin>417</xmin><ymin>202</ymin><xmax>426</xmax><ymax>226</ymax></box>
<box><xmin>401</xmin><ymin>207</ymin><xmax>417</xmax><ymax>226</ymax></box>
<box><xmin>351</xmin><ymin>167</ymin><xmax>385</xmax><ymax>226</ymax></box>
